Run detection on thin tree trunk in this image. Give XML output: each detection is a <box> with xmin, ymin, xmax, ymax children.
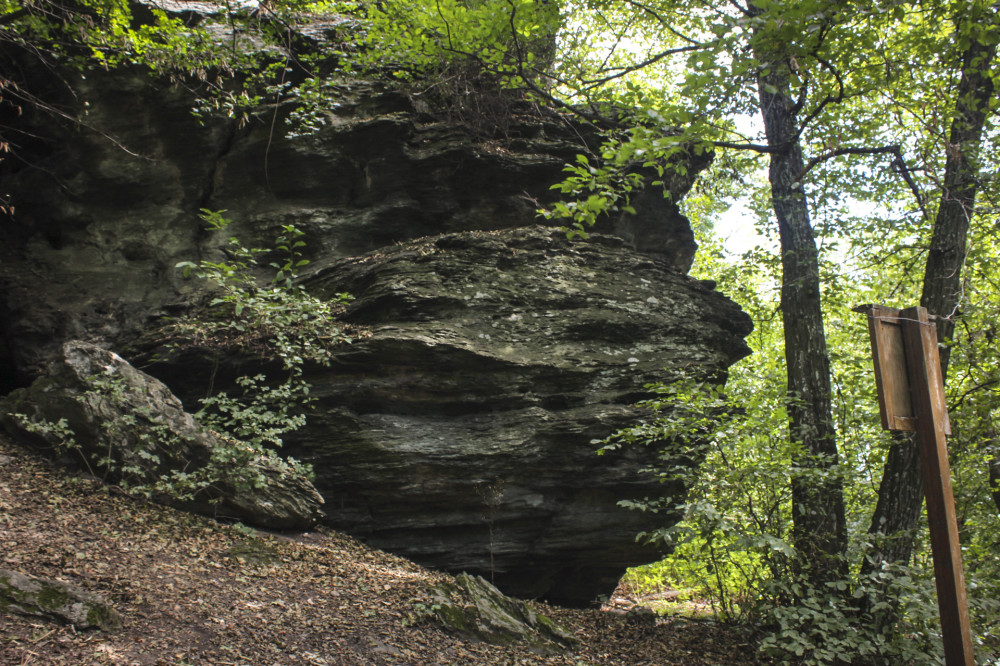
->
<box><xmin>754</xmin><ymin>45</ymin><xmax>848</xmax><ymax>583</ymax></box>
<box><xmin>988</xmin><ymin>434</ymin><xmax>1000</xmax><ymax>514</ymax></box>
<box><xmin>862</xmin><ymin>0</ymin><xmax>997</xmax><ymax>577</ymax></box>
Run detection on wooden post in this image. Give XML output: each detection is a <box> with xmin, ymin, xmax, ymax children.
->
<box><xmin>899</xmin><ymin>306</ymin><xmax>974</xmax><ymax>666</ymax></box>
<box><xmin>857</xmin><ymin>305</ymin><xmax>974</xmax><ymax>666</ymax></box>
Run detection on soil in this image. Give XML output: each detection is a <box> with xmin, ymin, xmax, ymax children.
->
<box><xmin>0</xmin><ymin>433</ymin><xmax>762</xmax><ymax>665</ymax></box>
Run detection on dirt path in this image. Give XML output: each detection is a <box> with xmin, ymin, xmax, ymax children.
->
<box><xmin>0</xmin><ymin>434</ymin><xmax>760</xmax><ymax>665</ymax></box>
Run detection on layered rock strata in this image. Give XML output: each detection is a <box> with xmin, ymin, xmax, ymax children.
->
<box><xmin>138</xmin><ymin>226</ymin><xmax>751</xmax><ymax>603</ymax></box>
<box><xmin>0</xmin><ymin>63</ymin><xmax>749</xmax><ymax>604</ymax></box>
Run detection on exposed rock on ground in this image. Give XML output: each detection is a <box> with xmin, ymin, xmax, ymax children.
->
<box><xmin>428</xmin><ymin>573</ymin><xmax>577</xmax><ymax>653</ymax></box>
<box><xmin>0</xmin><ymin>341</ymin><xmax>324</xmax><ymax>530</ymax></box>
<box><xmin>0</xmin><ymin>568</ymin><xmax>122</xmax><ymax>632</ymax></box>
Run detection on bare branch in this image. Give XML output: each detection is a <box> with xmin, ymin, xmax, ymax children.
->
<box><xmin>712</xmin><ymin>139</ymin><xmax>777</xmax><ymax>153</ymax></box>
<box><xmin>619</xmin><ymin>0</ymin><xmax>703</xmax><ymax>45</ymax></box>
<box><xmin>798</xmin><ymin>145</ymin><xmax>929</xmax><ymax>221</ymax></box>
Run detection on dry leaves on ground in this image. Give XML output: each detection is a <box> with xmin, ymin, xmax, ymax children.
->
<box><xmin>0</xmin><ymin>434</ymin><xmax>760</xmax><ymax>665</ymax></box>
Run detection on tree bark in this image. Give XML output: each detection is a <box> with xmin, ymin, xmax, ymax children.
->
<box><xmin>862</xmin><ymin>432</ymin><xmax>923</xmax><ymax>572</ymax></box>
<box><xmin>988</xmin><ymin>434</ymin><xmax>1000</xmax><ymax>514</ymax></box>
<box><xmin>921</xmin><ymin>4</ymin><xmax>997</xmax><ymax>373</ymax></box>
<box><xmin>753</xmin><ymin>32</ymin><xmax>848</xmax><ymax>582</ymax></box>
<box><xmin>862</xmin><ymin>0</ymin><xmax>997</xmax><ymax>577</ymax></box>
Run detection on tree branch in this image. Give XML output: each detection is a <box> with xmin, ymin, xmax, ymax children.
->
<box><xmin>951</xmin><ymin>377</ymin><xmax>1000</xmax><ymax>410</ymax></box>
<box><xmin>619</xmin><ymin>0</ymin><xmax>703</xmax><ymax>45</ymax></box>
<box><xmin>0</xmin><ymin>7</ymin><xmax>29</xmax><ymax>25</ymax></box>
<box><xmin>2</xmin><ymin>84</ymin><xmax>149</xmax><ymax>160</ymax></box>
<box><xmin>493</xmin><ymin>1</ymin><xmax>616</xmax><ymax>134</ymax></box>
<box><xmin>435</xmin><ymin>0</ymin><xmax>457</xmax><ymax>53</ymax></box>
<box><xmin>794</xmin><ymin>56</ymin><xmax>844</xmax><ymax>137</ymax></box>
<box><xmin>798</xmin><ymin>145</ymin><xmax>929</xmax><ymax>220</ymax></box>
<box><xmin>726</xmin><ymin>0</ymin><xmax>752</xmax><ymax>17</ymax></box>
<box><xmin>579</xmin><ymin>43</ymin><xmax>702</xmax><ymax>90</ymax></box>
<box><xmin>712</xmin><ymin>139</ymin><xmax>777</xmax><ymax>153</ymax></box>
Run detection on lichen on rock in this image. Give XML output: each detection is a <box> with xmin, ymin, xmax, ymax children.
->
<box><xmin>0</xmin><ymin>568</ymin><xmax>122</xmax><ymax>632</ymax></box>
<box><xmin>428</xmin><ymin>573</ymin><xmax>577</xmax><ymax>654</ymax></box>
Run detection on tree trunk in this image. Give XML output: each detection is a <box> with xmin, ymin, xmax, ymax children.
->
<box><xmin>921</xmin><ymin>5</ymin><xmax>997</xmax><ymax>373</ymax></box>
<box><xmin>862</xmin><ymin>432</ymin><xmax>923</xmax><ymax>572</ymax></box>
<box><xmin>754</xmin><ymin>45</ymin><xmax>848</xmax><ymax>583</ymax></box>
<box><xmin>989</xmin><ymin>436</ymin><xmax>1000</xmax><ymax>514</ymax></box>
<box><xmin>862</xmin><ymin>0</ymin><xmax>997</xmax><ymax>577</ymax></box>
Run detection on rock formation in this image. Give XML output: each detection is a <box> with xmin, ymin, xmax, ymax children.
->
<box><xmin>1</xmin><ymin>341</ymin><xmax>325</xmax><ymax>530</ymax></box>
<box><xmin>0</xmin><ymin>70</ymin><xmax>704</xmax><ymax>386</ymax></box>
<box><xmin>0</xmin><ymin>568</ymin><xmax>122</xmax><ymax>632</ymax></box>
<box><xmin>135</xmin><ymin>226</ymin><xmax>751</xmax><ymax>603</ymax></box>
<box><xmin>0</xmin><ymin>55</ymin><xmax>751</xmax><ymax>604</ymax></box>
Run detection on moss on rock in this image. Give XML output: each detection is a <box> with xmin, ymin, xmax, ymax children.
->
<box><xmin>0</xmin><ymin>568</ymin><xmax>122</xmax><ymax>632</ymax></box>
<box><xmin>428</xmin><ymin>573</ymin><xmax>577</xmax><ymax>654</ymax></box>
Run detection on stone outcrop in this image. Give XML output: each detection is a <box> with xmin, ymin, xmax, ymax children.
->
<box><xmin>428</xmin><ymin>573</ymin><xmax>577</xmax><ymax>653</ymax></box>
<box><xmin>0</xmin><ymin>68</ymin><xmax>705</xmax><ymax>388</ymax></box>
<box><xmin>0</xmin><ymin>341</ymin><xmax>325</xmax><ymax>530</ymax></box>
<box><xmin>0</xmin><ymin>568</ymin><xmax>122</xmax><ymax>632</ymax></box>
<box><xmin>137</xmin><ymin>226</ymin><xmax>752</xmax><ymax>604</ymax></box>
<box><xmin>0</xmin><ymin>55</ymin><xmax>750</xmax><ymax>605</ymax></box>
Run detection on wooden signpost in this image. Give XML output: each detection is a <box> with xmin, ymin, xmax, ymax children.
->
<box><xmin>856</xmin><ymin>304</ymin><xmax>974</xmax><ymax>666</ymax></box>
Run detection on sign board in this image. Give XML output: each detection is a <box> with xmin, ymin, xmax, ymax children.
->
<box><xmin>854</xmin><ymin>304</ymin><xmax>949</xmax><ymax>435</ymax></box>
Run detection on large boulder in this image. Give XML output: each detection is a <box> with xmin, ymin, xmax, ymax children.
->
<box><xmin>138</xmin><ymin>226</ymin><xmax>752</xmax><ymax>604</ymax></box>
<box><xmin>0</xmin><ymin>341</ymin><xmax>324</xmax><ymax>530</ymax></box>
<box><xmin>0</xmin><ymin>51</ymin><xmax>748</xmax><ymax>605</ymax></box>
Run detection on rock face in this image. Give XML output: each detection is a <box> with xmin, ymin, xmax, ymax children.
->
<box><xmin>312</xmin><ymin>228</ymin><xmax>750</xmax><ymax>603</ymax></box>
<box><xmin>139</xmin><ymin>226</ymin><xmax>751</xmax><ymax>603</ymax></box>
<box><xmin>0</xmin><ymin>62</ymin><xmax>750</xmax><ymax>604</ymax></box>
<box><xmin>1</xmin><ymin>341</ymin><xmax>325</xmax><ymax>530</ymax></box>
<box><xmin>0</xmin><ymin>69</ymin><xmax>704</xmax><ymax>387</ymax></box>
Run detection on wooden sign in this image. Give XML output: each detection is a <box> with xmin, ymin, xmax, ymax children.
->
<box><xmin>856</xmin><ymin>304</ymin><xmax>972</xmax><ymax>666</ymax></box>
<box><xmin>855</xmin><ymin>304</ymin><xmax>949</xmax><ymax>434</ymax></box>
<box><xmin>858</xmin><ymin>304</ymin><xmax>917</xmax><ymax>431</ymax></box>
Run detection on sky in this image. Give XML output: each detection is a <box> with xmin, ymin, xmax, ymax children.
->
<box><xmin>715</xmin><ymin>197</ymin><xmax>764</xmax><ymax>255</ymax></box>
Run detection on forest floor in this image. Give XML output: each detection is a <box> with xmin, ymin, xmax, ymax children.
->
<box><xmin>0</xmin><ymin>433</ymin><xmax>762</xmax><ymax>665</ymax></box>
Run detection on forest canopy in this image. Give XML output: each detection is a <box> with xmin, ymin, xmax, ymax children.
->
<box><xmin>3</xmin><ymin>0</ymin><xmax>999</xmax><ymax>664</ymax></box>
